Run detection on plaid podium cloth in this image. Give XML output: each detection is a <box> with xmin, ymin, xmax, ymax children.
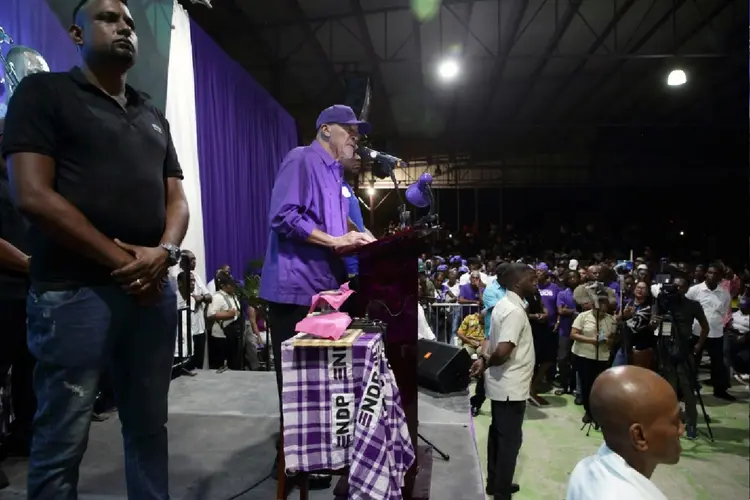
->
<box><xmin>282</xmin><ymin>332</ymin><xmax>415</xmax><ymax>500</ymax></box>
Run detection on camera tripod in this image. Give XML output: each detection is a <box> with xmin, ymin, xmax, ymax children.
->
<box><xmin>655</xmin><ymin>316</ymin><xmax>714</xmax><ymax>442</ymax></box>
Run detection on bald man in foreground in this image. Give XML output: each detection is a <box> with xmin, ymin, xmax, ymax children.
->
<box><xmin>566</xmin><ymin>366</ymin><xmax>684</xmax><ymax>500</ymax></box>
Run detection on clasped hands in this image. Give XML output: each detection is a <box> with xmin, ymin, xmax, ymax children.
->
<box><xmin>333</xmin><ymin>231</ymin><xmax>375</xmax><ymax>249</ymax></box>
<box><xmin>111</xmin><ymin>239</ymin><xmax>169</xmax><ymax>302</ymax></box>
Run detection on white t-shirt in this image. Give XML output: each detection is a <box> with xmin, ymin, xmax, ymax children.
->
<box><xmin>417</xmin><ymin>304</ymin><xmax>436</xmax><ymax>341</ymax></box>
<box><xmin>459</xmin><ymin>271</ymin><xmax>490</xmax><ymax>286</ymax></box>
<box><xmin>207</xmin><ymin>290</ymin><xmax>240</xmax><ymax>339</ymax></box>
<box><xmin>566</xmin><ymin>444</ymin><xmax>668</xmax><ymax>500</ymax></box>
<box><xmin>732</xmin><ymin>310</ymin><xmax>749</xmax><ymax>334</ymax></box>
<box><xmin>571</xmin><ymin>310</ymin><xmax>617</xmax><ymax>361</ymax></box>
<box><xmin>686</xmin><ymin>282</ymin><xmax>730</xmax><ymax>338</ymax></box>
<box><xmin>484</xmin><ymin>291</ymin><xmax>535</xmax><ymax>402</ymax></box>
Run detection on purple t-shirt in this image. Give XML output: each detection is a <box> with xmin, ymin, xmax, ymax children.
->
<box><xmin>538</xmin><ymin>282</ymin><xmax>560</xmax><ymax>326</ymax></box>
<box><xmin>556</xmin><ymin>287</ymin><xmax>576</xmax><ymax>337</ymax></box>
<box><xmin>459</xmin><ymin>283</ymin><xmax>480</xmax><ymax>317</ymax></box>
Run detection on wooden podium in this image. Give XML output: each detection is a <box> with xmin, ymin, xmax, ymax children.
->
<box><xmin>336</xmin><ymin>227</ymin><xmax>436</xmax><ymax>499</ymax></box>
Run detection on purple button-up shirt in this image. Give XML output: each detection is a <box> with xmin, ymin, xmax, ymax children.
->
<box><xmin>260</xmin><ymin>141</ymin><xmax>348</xmax><ymax>305</ymax></box>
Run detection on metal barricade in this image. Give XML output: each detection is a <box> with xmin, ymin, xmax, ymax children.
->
<box><xmin>425</xmin><ymin>302</ymin><xmax>480</xmax><ymax>345</ymax></box>
<box><xmin>173</xmin><ymin>305</ymin><xmax>193</xmax><ymax>369</ymax></box>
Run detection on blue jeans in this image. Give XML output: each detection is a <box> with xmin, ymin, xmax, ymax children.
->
<box><xmin>26</xmin><ymin>282</ymin><xmax>176</xmax><ymax>500</ymax></box>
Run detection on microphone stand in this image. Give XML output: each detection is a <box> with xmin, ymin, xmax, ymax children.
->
<box><xmin>385</xmin><ymin>163</ymin><xmax>410</xmax><ymax>230</ymax></box>
<box><xmin>414</xmin><ymin>184</ymin><xmax>439</xmax><ymax>228</ymax></box>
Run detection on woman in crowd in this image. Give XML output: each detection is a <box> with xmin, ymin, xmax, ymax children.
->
<box><xmin>570</xmin><ymin>294</ymin><xmax>617</xmax><ymax>425</ymax></box>
<box><xmin>613</xmin><ymin>281</ymin><xmax>655</xmax><ymax>368</ymax></box>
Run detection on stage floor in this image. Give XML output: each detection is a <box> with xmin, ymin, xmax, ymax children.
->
<box><xmin>1</xmin><ymin>371</ymin><xmax>483</xmax><ymax>499</ymax></box>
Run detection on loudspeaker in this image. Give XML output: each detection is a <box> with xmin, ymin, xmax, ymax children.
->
<box><xmin>417</xmin><ymin>339</ymin><xmax>472</xmax><ymax>394</ymax></box>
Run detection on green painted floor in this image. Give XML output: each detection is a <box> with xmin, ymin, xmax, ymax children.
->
<box><xmin>471</xmin><ymin>383</ymin><xmax>749</xmax><ymax>500</ymax></box>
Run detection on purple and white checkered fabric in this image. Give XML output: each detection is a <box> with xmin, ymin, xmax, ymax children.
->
<box><xmin>348</xmin><ymin>338</ymin><xmax>415</xmax><ymax>500</ymax></box>
<box><xmin>282</xmin><ymin>333</ymin><xmax>372</xmax><ymax>472</ymax></box>
<box><xmin>282</xmin><ymin>333</ymin><xmax>414</xmax><ymax>500</ymax></box>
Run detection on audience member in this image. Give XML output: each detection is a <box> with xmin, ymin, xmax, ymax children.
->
<box><xmin>566</xmin><ymin>366</ymin><xmax>683</xmax><ymax>500</ymax></box>
<box><xmin>687</xmin><ymin>263</ymin><xmax>734</xmax><ymax>400</ymax></box>
<box><xmin>570</xmin><ymin>294</ymin><xmax>617</xmax><ymax>425</ymax></box>
<box><xmin>470</xmin><ymin>263</ymin><xmax>537</xmax><ymax>499</ymax></box>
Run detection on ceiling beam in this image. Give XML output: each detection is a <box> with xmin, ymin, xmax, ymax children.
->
<box><xmin>533</xmin><ymin>0</ymin><xmax>637</xmax><ymax>119</ymax></box>
<box><xmin>446</xmin><ymin>1</ymin><xmax>476</xmax><ymax>127</ymax></box>
<box><xmin>349</xmin><ymin>0</ymin><xmax>398</xmax><ymax>134</ymax></box>
<box><xmin>502</xmin><ymin>0</ymin><xmax>582</xmax><ymax>123</ymax></box>
<box><xmin>611</xmin><ymin>0</ymin><xmax>739</xmax><ymax>120</ymax></box>
<box><xmin>281</xmin><ymin>0</ymin><xmax>344</xmax><ymax>100</ymax></box>
<box><xmin>412</xmin><ymin>17</ymin><xmax>425</xmax><ymax>124</ymax></box>
<box><xmin>485</xmin><ymin>0</ymin><xmax>530</xmax><ymax>112</ymax></box>
<box><xmin>245</xmin><ymin>0</ymin><xmax>478</xmax><ymax>27</ymax></box>
<box><xmin>558</xmin><ymin>0</ymin><xmax>689</xmax><ymax>119</ymax></box>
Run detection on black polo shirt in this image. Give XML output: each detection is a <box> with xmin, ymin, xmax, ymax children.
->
<box><xmin>1</xmin><ymin>67</ymin><xmax>183</xmax><ymax>290</ymax></box>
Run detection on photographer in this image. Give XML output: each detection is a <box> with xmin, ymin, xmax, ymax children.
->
<box><xmin>651</xmin><ymin>276</ymin><xmax>708</xmax><ymax>440</ymax></box>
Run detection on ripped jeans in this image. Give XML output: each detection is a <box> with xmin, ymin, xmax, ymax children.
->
<box><xmin>26</xmin><ymin>282</ymin><xmax>176</xmax><ymax>500</ymax></box>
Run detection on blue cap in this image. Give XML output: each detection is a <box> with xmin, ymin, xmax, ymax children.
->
<box><xmin>316</xmin><ymin>105</ymin><xmax>371</xmax><ymax>134</ymax></box>
<box><xmin>436</xmin><ymin>264</ymin><xmax>448</xmax><ymax>272</ymax></box>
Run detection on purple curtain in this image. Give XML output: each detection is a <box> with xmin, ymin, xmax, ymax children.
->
<box><xmin>190</xmin><ymin>22</ymin><xmax>297</xmax><ymax>280</ymax></box>
<box><xmin>0</xmin><ymin>0</ymin><xmax>79</xmax><ymax>112</ymax></box>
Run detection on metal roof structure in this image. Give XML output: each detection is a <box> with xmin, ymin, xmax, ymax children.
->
<box><xmin>183</xmin><ymin>0</ymin><xmax>746</xmax><ymax>185</ymax></box>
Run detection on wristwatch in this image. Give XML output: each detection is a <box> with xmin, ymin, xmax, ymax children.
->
<box><xmin>160</xmin><ymin>243</ymin><xmax>181</xmax><ymax>266</ymax></box>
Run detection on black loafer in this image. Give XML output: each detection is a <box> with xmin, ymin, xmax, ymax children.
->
<box><xmin>486</xmin><ymin>483</ymin><xmax>520</xmax><ymax>495</ymax></box>
<box><xmin>308</xmin><ymin>474</ymin><xmax>333</xmax><ymax>490</ymax></box>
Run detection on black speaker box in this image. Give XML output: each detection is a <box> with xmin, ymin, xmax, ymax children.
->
<box><xmin>417</xmin><ymin>339</ymin><xmax>472</xmax><ymax>394</ymax></box>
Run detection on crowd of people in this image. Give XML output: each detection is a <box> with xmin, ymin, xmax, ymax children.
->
<box><xmin>415</xmin><ymin>232</ymin><xmax>748</xmax><ymax>499</ymax></box>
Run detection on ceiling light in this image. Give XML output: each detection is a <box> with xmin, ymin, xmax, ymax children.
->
<box><xmin>438</xmin><ymin>59</ymin><xmax>459</xmax><ymax>81</ymax></box>
<box><xmin>667</xmin><ymin>69</ymin><xmax>686</xmax><ymax>86</ymax></box>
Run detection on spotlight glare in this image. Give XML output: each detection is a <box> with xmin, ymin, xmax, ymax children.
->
<box><xmin>438</xmin><ymin>59</ymin><xmax>459</xmax><ymax>80</ymax></box>
<box><xmin>367</xmin><ymin>187</ymin><xmax>375</xmax><ymax>196</ymax></box>
<box><xmin>667</xmin><ymin>69</ymin><xmax>686</xmax><ymax>86</ymax></box>
<box><xmin>679</xmin><ymin>231</ymin><xmax>685</xmax><ymax>236</ymax></box>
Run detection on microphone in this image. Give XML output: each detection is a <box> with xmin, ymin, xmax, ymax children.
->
<box><xmin>0</xmin><ymin>27</ymin><xmax>14</xmax><ymax>45</ymax></box>
<box><xmin>187</xmin><ymin>0</ymin><xmax>212</xmax><ymax>7</ymax></box>
<box><xmin>357</xmin><ymin>146</ymin><xmax>407</xmax><ymax>178</ymax></box>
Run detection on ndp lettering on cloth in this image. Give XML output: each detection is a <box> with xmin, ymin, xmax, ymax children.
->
<box><xmin>329</xmin><ymin>345</ymin><xmax>353</xmax><ymax>380</ymax></box>
<box><xmin>331</xmin><ymin>393</ymin><xmax>355</xmax><ymax>449</ymax></box>
<box><xmin>357</xmin><ymin>341</ymin><xmax>384</xmax><ymax>429</ymax></box>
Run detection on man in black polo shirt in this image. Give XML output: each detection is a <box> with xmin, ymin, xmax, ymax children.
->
<box><xmin>1</xmin><ymin>1</ymin><xmax>189</xmax><ymax>498</ymax></box>
<box><xmin>0</xmin><ymin>118</ymin><xmax>34</xmax><ymax>488</ymax></box>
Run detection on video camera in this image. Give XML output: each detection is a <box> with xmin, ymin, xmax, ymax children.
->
<box><xmin>656</xmin><ymin>275</ymin><xmax>680</xmax><ymax>313</ymax></box>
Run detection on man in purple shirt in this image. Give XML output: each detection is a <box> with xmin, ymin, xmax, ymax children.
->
<box><xmin>260</xmin><ymin>105</ymin><xmax>374</xmax><ymax>488</ymax></box>
<box><xmin>536</xmin><ymin>263</ymin><xmax>560</xmax><ymax>329</ymax></box>
<box><xmin>555</xmin><ymin>269</ymin><xmax>579</xmax><ymax>395</ymax></box>
<box><xmin>458</xmin><ymin>271</ymin><xmax>483</xmax><ymax>320</ymax></box>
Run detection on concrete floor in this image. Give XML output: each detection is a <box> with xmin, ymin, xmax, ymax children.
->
<box><xmin>0</xmin><ymin>372</ymin><xmax>483</xmax><ymax>500</ymax></box>
<box><xmin>472</xmin><ymin>381</ymin><xmax>750</xmax><ymax>500</ymax></box>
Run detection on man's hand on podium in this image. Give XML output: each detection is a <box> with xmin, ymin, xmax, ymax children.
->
<box><xmin>333</xmin><ymin>231</ymin><xmax>375</xmax><ymax>250</ymax></box>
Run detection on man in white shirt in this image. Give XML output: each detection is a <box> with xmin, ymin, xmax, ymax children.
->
<box><xmin>567</xmin><ymin>366</ymin><xmax>683</xmax><ymax>500</ymax></box>
<box><xmin>470</xmin><ymin>263</ymin><xmax>537</xmax><ymax>499</ymax></box>
<box><xmin>686</xmin><ymin>263</ymin><xmax>734</xmax><ymax>400</ymax></box>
